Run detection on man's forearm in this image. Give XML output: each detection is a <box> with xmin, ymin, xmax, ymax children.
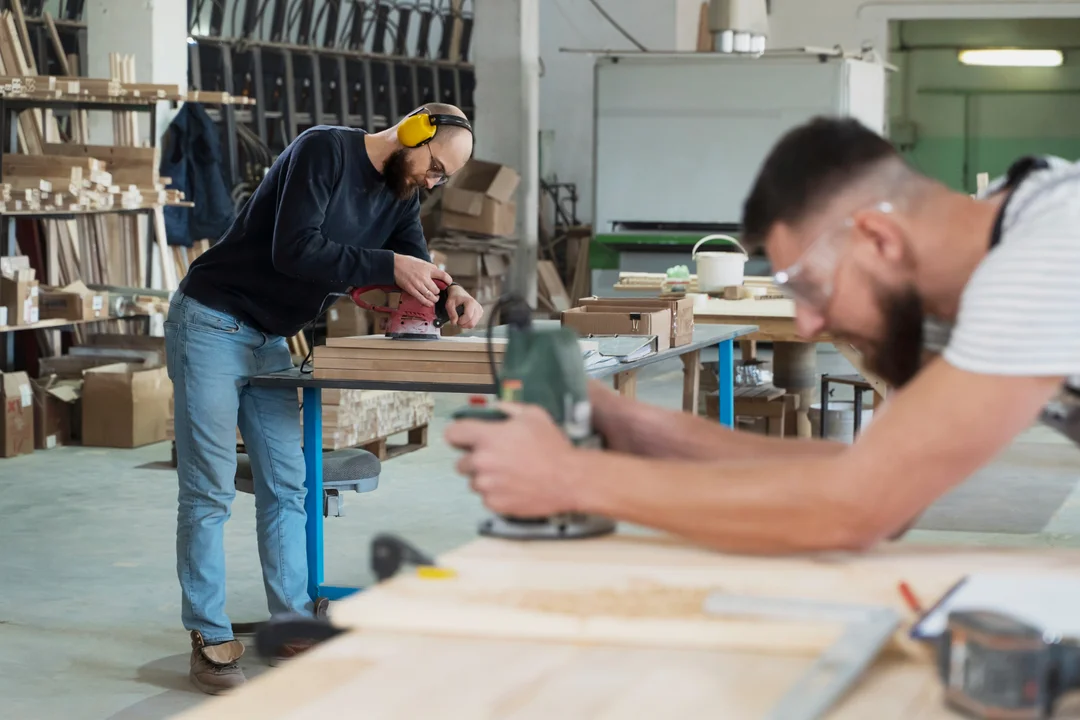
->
<box><xmin>601</xmin><ymin>399</ymin><xmax>846</xmax><ymax>462</ymax></box>
<box><xmin>567</xmin><ymin>450</ymin><xmax>879</xmax><ymax>553</ymax></box>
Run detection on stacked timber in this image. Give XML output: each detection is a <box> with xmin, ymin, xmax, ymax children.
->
<box><xmin>313</xmin><ymin>335</ymin><xmax>506</xmax><ymax>384</ymax></box>
<box><xmin>303</xmin><ymin>390</ymin><xmax>435</xmax><ymax>451</ymax></box>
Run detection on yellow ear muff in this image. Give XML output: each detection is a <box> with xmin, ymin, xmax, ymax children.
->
<box><xmin>397</xmin><ymin>112</ymin><xmax>437</xmax><ymax>148</ymax></box>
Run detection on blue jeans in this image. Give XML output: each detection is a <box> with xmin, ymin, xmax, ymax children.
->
<box><xmin>165</xmin><ymin>292</ymin><xmax>308</xmax><ymax>643</ymax></box>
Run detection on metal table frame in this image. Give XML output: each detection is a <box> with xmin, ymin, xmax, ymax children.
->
<box><xmin>250</xmin><ymin>324</ymin><xmax>757</xmax><ymax>602</ymax></box>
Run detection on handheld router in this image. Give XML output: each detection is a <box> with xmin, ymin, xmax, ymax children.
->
<box><xmin>452</xmin><ymin>294</ymin><xmax>616</xmax><ymax>540</ymax></box>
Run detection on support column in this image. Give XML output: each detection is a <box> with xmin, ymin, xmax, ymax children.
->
<box><xmin>472</xmin><ymin>0</ymin><xmax>541</xmax><ymax>306</ymax></box>
<box><xmin>86</xmin><ymin>0</ymin><xmax>189</xmax><ymax>146</ymax></box>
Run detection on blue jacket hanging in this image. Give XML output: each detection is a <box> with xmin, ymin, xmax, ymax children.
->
<box><xmin>159</xmin><ymin>103</ymin><xmax>235</xmax><ymax>247</ymax></box>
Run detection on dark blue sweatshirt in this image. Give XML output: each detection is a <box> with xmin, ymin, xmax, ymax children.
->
<box><xmin>179</xmin><ymin>125</ymin><xmax>429</xmax><ymax>337</ymax></box>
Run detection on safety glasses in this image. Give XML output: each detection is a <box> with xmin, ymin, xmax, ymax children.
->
<box><xmin>772</xmin><ymin>201</ymin><xmax>895</xmax><ymax>311</ymax></box>
<box><xmin>425</xmin><ymin>144</ymin><xmax>450</xmax><ymax>186</ymax></box>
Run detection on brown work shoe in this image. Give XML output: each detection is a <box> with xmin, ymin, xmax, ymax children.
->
<box><xmin>189</xmin><ymin>630</ymin><xmax>247</xmax><ymax>695</ymax></box>
<box><xmin>268</xmin><ymin>640</ymin><xmax>316</xmax><ymax>668</ymax></box>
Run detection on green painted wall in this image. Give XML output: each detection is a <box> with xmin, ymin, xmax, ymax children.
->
<box><xmin>889</xmin><ymin>19</ymin><xmax>1080</xmax><ymax>193</ymax></box>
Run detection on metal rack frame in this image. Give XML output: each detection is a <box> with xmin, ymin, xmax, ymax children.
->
<box><xmin>188</xmin><ymin>0</ymin><xmax>475</xmax><ymax>189</ymax></box>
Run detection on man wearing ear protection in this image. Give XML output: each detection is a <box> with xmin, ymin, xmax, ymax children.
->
<box><xmin>447</xmin><ymin>115</ymin><xmax>1080</xmax><ymax>556</ymax></box>
<box><xmin>165</xmin><ymin>102</ymin><xmax>483</xmax><ymax>694</ymax></box>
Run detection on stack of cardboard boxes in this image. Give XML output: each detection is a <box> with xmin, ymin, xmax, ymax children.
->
<box><xmin>421</xmin><ymin>159</ymin><xmax>519</xmax><ymax>239</ymax></box>
<box><xmin>561</xmin><ymin>296</ymin><xmax>696</xmax><ymax>351</ymax></box>
<box><xmin>1</xmin><ymin>256</ymin><xmax>39</xmax><ymax>327</ymax></box>
<box><xmin>1</xmin><ymin>256</ymin><xmax>110</xmax><ymax>327</ymax></box>
<box><xmin>1</xmin><ymin>334</ymin><xmax>172</xmax><ymax>459</ymax></box>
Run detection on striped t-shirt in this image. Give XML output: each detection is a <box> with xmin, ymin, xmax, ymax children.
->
<box><xmin>924</xmin><ymin>156</ymin><xmax>1080</xmax><ymax>403</ymax></box>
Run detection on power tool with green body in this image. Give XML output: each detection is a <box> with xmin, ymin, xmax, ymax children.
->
<box><xmin>452</xmin><ymin>295</ymin><xmax>616</xmax><ymax>540</ymax></box>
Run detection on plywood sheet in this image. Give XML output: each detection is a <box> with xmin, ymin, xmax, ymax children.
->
<box><xmin>331</xmin><ymin>534</ymin><xmax>1080</xmax><ymax>658</ymax></box>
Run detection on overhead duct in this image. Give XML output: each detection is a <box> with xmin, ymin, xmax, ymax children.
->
<box><xmin>708</xmin><ymin>0</ymin><xmax>769</xmax><ymax>54</ymax></box>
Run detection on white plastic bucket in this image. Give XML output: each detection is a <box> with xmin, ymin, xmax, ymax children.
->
<box><xmin>809</xmin><ymin>402</ymin><xmax>874</xmax><ymax>443</ymax></box>
<box><xmin>692</xmin><ymin>235</ymin><xmax>748</xmax><ymax>292</ymax></box>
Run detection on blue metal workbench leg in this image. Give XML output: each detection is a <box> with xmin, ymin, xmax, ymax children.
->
<box><xmin>717</xmin><ymin>339</ymin><xmax>734</xmax><ymax>427</ymax></box>
<box><xmin>302</xmin><ymin>387</ymin><xmax>324</xmax><ymax>602</ymax></box>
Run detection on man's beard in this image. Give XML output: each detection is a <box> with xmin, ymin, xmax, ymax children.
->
<box><xmin>860</xmin><ymin>285</ymin><xmax>924</xmax><ymax>390</ymax></box>
<box><xmin>383</xmin><ymin>148</ymin><xmax>418</xmax><ymax>200</ymax></box>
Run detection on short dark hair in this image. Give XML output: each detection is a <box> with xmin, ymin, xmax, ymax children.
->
<box><xmin>741</xmin><ymin>117</ymin><xmax>900</xmax><ymax>248</ymax></box>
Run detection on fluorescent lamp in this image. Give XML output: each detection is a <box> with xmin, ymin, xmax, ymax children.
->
<box><xmin>958</xmin><ymin>49</ymin><xmax>1063</xmax><ymax>67</ymax></box>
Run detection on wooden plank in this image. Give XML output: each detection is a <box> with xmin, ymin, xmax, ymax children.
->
<box><xmin>614</xmin><ymin>370</ymin><xmax>637</xmax><ymax>398</ymax></box>
<box><xmin>42</xmin><ymin>13</ymin><xmax>71</xmax><ymax>77</ymax></box>
<box><xmin>312</xmin><ymin>368</ymin><xmax>494</xmax><ymax>384</ymax></box>
<box><xmin>153</xmin><ymin>205</ymin><xmax>178</xmax><ymax>290</ymax></box>
<box><xmin>680</xmin><ymin>350</ymin><xmax>700</xmax><ymax>414</ymax></box>
<box><xmin>314</xmin><ymin>357</ymin><xmax>494</xmax><ymax>374</ymax></box>
<box><xmin>325</xmin><ymin>335</ymin><xmax>508</xmax><ymax>351</ymax></box>
<box><xmin>314</xmin><ymin>345</ymin><xmax>501</xmax><ymax>363</ymax></box>
<box><xmin>536</xmin><ymin>259</ymin><xmax>571</xmax><ymax>312</ymax></box>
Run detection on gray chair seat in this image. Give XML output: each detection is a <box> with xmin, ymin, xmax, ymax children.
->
<box><xmin>235</xmin><ymin>448</ymin><xmax>381</xmax><ymax>496</ymax></box>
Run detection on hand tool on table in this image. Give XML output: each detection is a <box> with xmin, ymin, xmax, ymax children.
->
<box><xmin>934</xmin><ymin>610</ymin><xmax>1080</xmax><ymax>719</ymax></box>
<box><xmin>254</xmin><ymin>535</ymin><xmax>444</xmax><ymax>659</ymax></box>
<box><xmin>452</xmin><ymin>294</ymin><xmax>617</xmax><ymax>540</ymax></box>
<box><xmin>350</xmin><ymin>278</ymin><xmax>465</xmax><ymax>340</ymax></box>
<box><xmin>702</xmin><ymin>593</ymin><xmax>901</xmax><ymax>720</ymax></box>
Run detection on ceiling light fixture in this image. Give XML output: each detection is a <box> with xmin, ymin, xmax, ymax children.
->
<box><xmin>958</xmin><ymin>49</ymin><xmax>1063</xmax><ymax>67</ymax></box>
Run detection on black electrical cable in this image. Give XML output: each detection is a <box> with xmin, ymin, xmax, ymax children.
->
<box><xmin>585</xmin><ymin>0</ymin><xmax>647</xmax><ymax>51</ymax></box>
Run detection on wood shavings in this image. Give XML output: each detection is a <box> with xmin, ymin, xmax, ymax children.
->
<box><xmin>481</xmin><ymin>581</ymin><xmax>723</xmax><ymax>620</ymax></box>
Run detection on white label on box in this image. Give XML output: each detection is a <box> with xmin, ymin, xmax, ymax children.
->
<box><xmin>46</xmin><ymin>435</ymin><xmax>56</xmax><ymax>450</ymax></box>
<box><xmin>92</xmin><ymin>295</ymin><xmax>104</xmax><ymax>311</ymax></box>
<box><xmin>0</xmin><ymin>307</ymin><xmax>7</xmax><ymax>326</ymax></box>
<box><xmin>29</xmin><ymin>306</ymin><xmax>39</xmax><ymax>324</ymax></box>
<box><xmin>30</xmin><ymin>285</ymin><xmax>39</xmax><ymax>297</ymax></box>
<box><xmin>329</xmin><ymin>309</ymin><xmax>339</xmax><ymax>321</ymax></box>
<box><xmin>19</xmin><ymin>384</ymin><xmax>31</xmax><ymax>408</ymax></box>
<box><xmin>23</xmin><ymin>298</ymin><xmax>32</xmax><ymax>323</ymax></box>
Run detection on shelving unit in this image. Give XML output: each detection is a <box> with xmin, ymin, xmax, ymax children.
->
<box><xmin>188</xmin><ymin>0</ymin><xmax>475</xmax><ymax>190</ymax></box>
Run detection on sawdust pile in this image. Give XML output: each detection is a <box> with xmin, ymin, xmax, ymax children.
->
<box><xmin>484</xmin><ymin>582</ymin><xmax>722</xmax><ymax>619</ymax></box>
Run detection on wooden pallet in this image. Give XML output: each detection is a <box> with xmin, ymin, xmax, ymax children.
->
<box><xmin>168</xmin><ymin>423</ymin><xmax>430</xmax><ymax>467</ymax></box>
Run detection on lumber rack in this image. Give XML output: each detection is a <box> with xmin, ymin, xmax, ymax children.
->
<box><xmin>0</xmin><ymin>91</ymin><xmax>163</xmax><ymax>369</ymax></box>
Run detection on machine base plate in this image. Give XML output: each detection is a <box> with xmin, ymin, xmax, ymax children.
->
<box><xmin>479</xmin><ymin>513</ymin><xmax>617</xmax><ymax>540</ymax></box>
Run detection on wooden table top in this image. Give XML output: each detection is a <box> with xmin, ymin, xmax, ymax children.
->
<box><xmin>175</xmin><ymin>534</ymin><xmax>1080</xmax><ymax>720</ymax></box>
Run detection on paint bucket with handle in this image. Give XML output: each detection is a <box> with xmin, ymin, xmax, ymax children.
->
<box><xmin>692</xmin><ymin>234</ymin><xmax>748</xmax><ymax>293</ymax></box>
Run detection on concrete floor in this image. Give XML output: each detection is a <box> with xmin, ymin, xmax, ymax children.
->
<box><xmin>2</xmin><ymin>346</ymin><xmax>1079</xmax><ymax>719</ymax></box>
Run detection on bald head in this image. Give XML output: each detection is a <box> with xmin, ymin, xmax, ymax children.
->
<box><xmin>411</xmin><ymin>102</ymin><xmax>473</xmax><ymax>171</ymax></box>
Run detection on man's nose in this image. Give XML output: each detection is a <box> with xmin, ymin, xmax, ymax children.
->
<box><xmin>425</xmin><ymin>177</ymin><xmax>439</xmax><ymax>190</ymax></box>
<box><xmin>795</xmin><ymin>306</ymin><xmax>827</xmax><ymax>339</ymax></box>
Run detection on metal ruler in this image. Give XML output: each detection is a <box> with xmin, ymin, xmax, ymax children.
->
<box><xmin>702</xmin><ymin>593</ymin><xmax>902</xmax><ymax>720</ymax></box>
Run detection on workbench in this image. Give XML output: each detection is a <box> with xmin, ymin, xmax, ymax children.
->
<box><xmin>175</xmin><ymin>533</ymin><xmax>1080</xmax><ymax>720</ymax></box>
<box><xmin>250</xmin><ymin>324</ymin><xmax>756</xmax><ymax>602</ymax></box>
<box><xmin>695</xmin><ymin>298</ymin><xmax>886</xmax><ymax>437</ymax></box>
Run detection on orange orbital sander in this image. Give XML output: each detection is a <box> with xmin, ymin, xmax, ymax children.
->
<box><xmin>350</xmin><ymin>278</ymin><xmax>464</xmax><ymax>340</ymax></box>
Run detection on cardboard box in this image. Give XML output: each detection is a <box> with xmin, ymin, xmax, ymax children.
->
<box><xmin>577</xmin><ymin>296</ymin><xmax>694</xmax><ymax>347</ymax></box>
<box><xmin>326</xmin><ymin>297</ymin><xmax>371</xmax><ymax>338</ymax></box>
<box><xmin>437</xmin><ymin>201</ymin><xmax>517</xmax><ymax>238</ymax></box>
<box><xmin>82</xmin><ymin>363</ymin><xmax>171</xmax><ymax>448</ymax></box>
<box><xmin>560</xmin><ymin>306</ymin><xmax>672</xmax><ymax>352</ymax></box>
<box><xmin>441</xmin><ymin>160</ymin><xmax>520</xmax><ymax>216</ymax></box>
<box><xmin>0</xmin><ymin>271</ymin><xmax>39</xmax><ymax>326</ymax></box>
<box><xmin>442</xmin><ymin>251</ymin><xmax>510</xmax><ymax>280</ymax></box>
<box><xmin>1</xmin><ymin>371</ymin><xmax>34</xmax><ymax>457</ymax></box>
<box><xmin>39</xmin><ymin>281</ymin><xmax>108</xmax><ymax>321</ymax></box>
<box><xmin>31</xmin><ymin>377</ymin><xmax>80</xmax><ymax>449</ymax></box>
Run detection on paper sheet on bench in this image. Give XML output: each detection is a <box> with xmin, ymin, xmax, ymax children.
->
<box><xmin>912</xmin><ymin>573</ymin><xmax>1080</xmax><ymax>639</ymax></box>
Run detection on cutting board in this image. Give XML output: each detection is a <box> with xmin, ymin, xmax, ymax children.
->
<box><xmin>331</xmin><ymin>534</ymin><xmax>1080</xmax><ymax>657</ymax></box>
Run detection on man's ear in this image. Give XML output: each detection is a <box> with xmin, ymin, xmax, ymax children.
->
<box><xmin>853</xmin><ymin>211</ymin><xmax>908</xmax><ymax>265</ymax></box>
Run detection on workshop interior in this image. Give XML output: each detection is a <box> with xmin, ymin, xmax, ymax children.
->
<box><xmin>2</xmin><ymin>0</ymin><xmax>1080</xmax><ymax>717</ymax></box>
